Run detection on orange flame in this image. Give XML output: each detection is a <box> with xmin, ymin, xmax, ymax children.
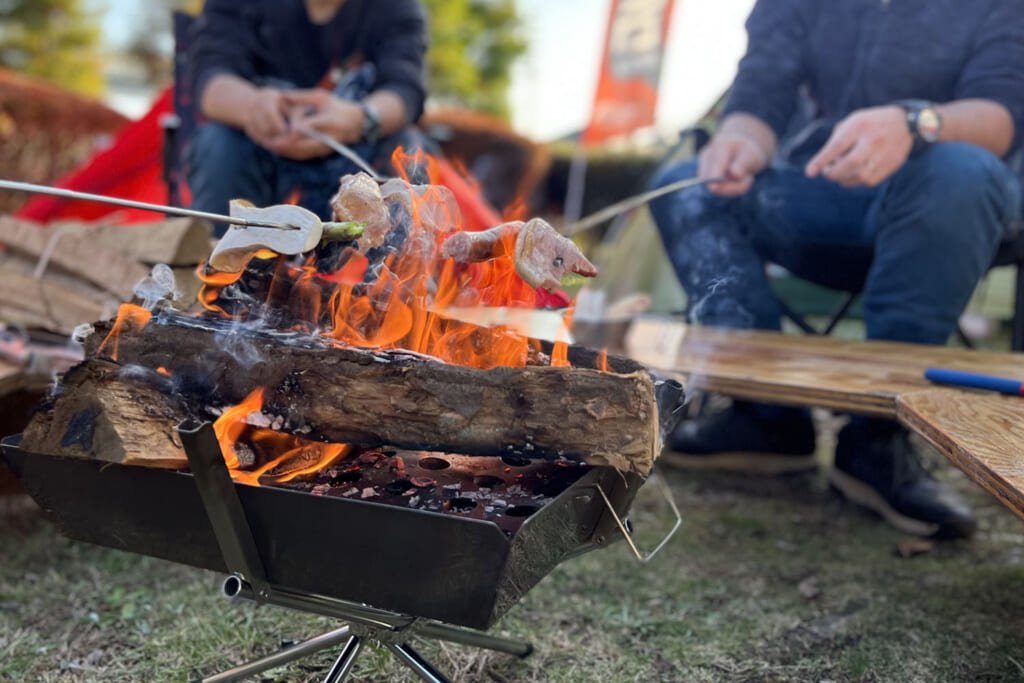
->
<box><xmin>191</xmin><ymin>147</ymin><xmax>590</xmax><ymax>484</ymax></box>
<box><xmin>197</xmin><ymin>262</ymin><xmax>245</xmax><ymax>316</ymax></box>
<box><xmin>96</xmin><ymin>303</ymin><xmax>152</xmax><ymax>361</ymax></box>
<box><xmin>212</xmin><ymin>387</ymin><xmax>353</xmax><ymax>486</ymax></box>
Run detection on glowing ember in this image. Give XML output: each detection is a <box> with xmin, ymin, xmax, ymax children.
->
<box><xmin>212</xmin><ymin>387</ymin><xmax>352</xmax><ymax>486</ymax></box>
<box><xmin>96</xmin><ymin>303</ymin><xmax>152</xmax><ymax>361</ymax></box>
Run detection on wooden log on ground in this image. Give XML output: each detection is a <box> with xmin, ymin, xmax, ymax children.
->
<box><xmin>0</xmin><ymin>253</ymin><xmax>119</xmax><ymax>335</ymax></box>
<box><xmin>65</xmin><ymin>217</ymin><xmax>213</xmax><ymax>266</ymax></box>
<box><xmin>0</xmin><ymin>357</ymin><xmax>25</xmax><ymax>398</ymax></box>
<box><xmin>20</xmin><ymin>359</ymin><xmax>188</xmax><ymax>469</ymax></box>
<box><xmin>83</xmin><ymin>313</ymin><xmax>661</xmax><ymax>474</ymax></box>
<box><xmin>0</xmin><ymin>216</ymin><xmax>150</xmax><ymax>300</ymax></box>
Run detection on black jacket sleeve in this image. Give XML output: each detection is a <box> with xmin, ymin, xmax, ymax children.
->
<box><xmin>188</xmin><ymin>0</ymin><xmax>265</xmax><ymax>104</ymax></box>
<box><xmin>955</xmin><ymin>0</ymin><xmax>1024</xmax><ymax>156</ymax></box>
<box><xmin>721</xmin><ymin>0</ymin><xmax>807</xmax><ymax>139</ymax></box>
<box><xmin>363</xmin><ymin>0</ymin><xmax>428</xmax><ymax>123</ymax></box>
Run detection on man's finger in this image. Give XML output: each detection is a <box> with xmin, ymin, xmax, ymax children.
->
<box><xmin>709</xmin><ymin>176</ymin><xmax>754</xmax><ymax>197</ymax></box>
<box><xmin>700</xmin><ymin>146</ymin><xmax>734</xmax><ymax>193</ymax></box>
<box><xmin>822</xmin><ymin>141</ymin><xmax>870</xmax><ymax>184</ymax></box>
<box><xmin>281</xmin><ymin>89</ymin><xmax>328</xmax><ymax>107</ymax></box>
<box><xmin>806</xmin><ymin>127</ymin><xmax>856</xmax><ymax>177</ymax></box>
<box><xmin>730</xmin><ymin>144</ymin><xmax>764</xmax><ymax>178</ymax></box>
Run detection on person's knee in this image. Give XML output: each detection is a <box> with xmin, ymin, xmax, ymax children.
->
<box><xmin>651</xmin><ymin>159</ymin><xmax>698</xmax><ymax>191</ymax></box>
<box><xmin>649</xmin><ymin>160</ymin><xmax>716</xmax><ymax>240</ymax></box>
<box><xmin>898</xmin><ymin>143</ymin><xmax>1020</xmax><ymax>242</ymax></box>
<box><xmin>187</xmin><ymin>122</ymin><xmax>263</xmax><ymax>176</ymax></box>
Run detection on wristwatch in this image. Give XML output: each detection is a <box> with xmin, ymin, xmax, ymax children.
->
<box><xmin>896</xmin><ymin>100</ymin><xmax>942</xmax><ymax>154</ymax></box>
<box><xmin>359</xmin><ymin>100</ymin><xmax>381</xmax><ymax>144</ymax></box>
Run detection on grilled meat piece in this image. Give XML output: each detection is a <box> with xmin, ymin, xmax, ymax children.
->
<box><xmin>441</xmin><ymin>218</ymin><xmax>597</xmax><ymax>291</ymax></box>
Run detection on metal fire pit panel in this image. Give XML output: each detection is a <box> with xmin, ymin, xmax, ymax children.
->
<box><xmin>2</xmin><ymin>434</ymin><xmax>636</xmax><ymax>629</ymax></box>
<box><xmin>3</xmin><ymin>435</ymin><xmax>514</xmax><ymax>628</ymax></box>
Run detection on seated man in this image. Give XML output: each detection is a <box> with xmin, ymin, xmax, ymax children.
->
<box><xmin>185</xmin><ymin>0</ymin><xmax>428</xmax><ymax>235</ymax></box>
<box><xmin>650</xmin><ymin>0</ymin><xmax>1024</xmax><ymax>539</ymax></box>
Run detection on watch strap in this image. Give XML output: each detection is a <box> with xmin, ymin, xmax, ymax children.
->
<box><xmin>895</xmin><ymin>99</ymin><xmax>942</xmax><ymax>154</ymax></box>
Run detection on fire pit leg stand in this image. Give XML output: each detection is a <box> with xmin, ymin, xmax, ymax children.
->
<box><xmin>178</xmin><ymin>421</ymin><xmax>532</xmax><ymax>682</ymax></box>
<box><xmin>196</xmin><ymin>626</ymin><xmax>354</xmax><ymax>683</ymax></box>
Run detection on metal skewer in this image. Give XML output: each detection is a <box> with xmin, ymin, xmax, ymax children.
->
<box><xmin>0</xmin><ymin>179</ymin><xmax>302</xmax><ymax>230</ymax></box>
<box><xmin>565</xmin><ymin>175</ymin><xmax>724</xmax><ymax>237</ymax></box>
<box><xmin>296</xmin><ymin>126</ymin><xmax>385</xmax><ymax>181</ymax></box>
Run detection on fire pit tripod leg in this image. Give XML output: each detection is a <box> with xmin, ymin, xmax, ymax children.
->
<box><xmin>195</xmin><ymin>626</ymin><xmax>353</xmax><ymax>683</ymax></box>
<box><xmin>385</xmin><ymin>642</ymin><xmax>451</xmax><ymax>683</ymax></box>
<box><xmin>322</xmin><ymin>635</ymin><xmax>364</xmax><ymax>682</ymax></box>
<box><xmin>179</xmin><ymin>421</ymin><xmax>534</xmax><ymax>681</ymax></box>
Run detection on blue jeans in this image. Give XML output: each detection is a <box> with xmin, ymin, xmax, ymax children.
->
<box><xmin>650</xmin><ymin>143</ymin><xmax>1022</xmax><ymax>345</ymax></box>
<box><xmin>185</xmin><ymin>122</ymin><xmax>427</xmax><ymax>236</ymax></box>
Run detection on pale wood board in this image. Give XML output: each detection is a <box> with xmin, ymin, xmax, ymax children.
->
<box><xmin>0</xmin><ymin>357</ymin><xmax>25</xmax><ymax>397</ymax></box>
<box><xmin>0</xmin><ymin>254</ymin><xmax>120</xmax><ymax>335</ymax></box>
<box><xmin>898</xmin><ymin>389</ymin><xmax>1024</xmax><ymax>522</ymax></box>
<box><xmin>625</xmin><ymin>318</ymin><xmax>1024</xmax><ymax>417</ymax></box>
<box><xmin>0</xmin><ymin>216</ymin><xmax>149</xmax><ymax>300</ymax></box>
<box><xmin>61</xmin><ymin>217</ymin><xmax>213</xmax><ymax>266</ymax></box>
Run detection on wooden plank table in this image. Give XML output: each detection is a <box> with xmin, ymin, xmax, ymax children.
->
<box><xmin>623</xmin><ymin>318</ymin><xmax>1024</xmax><ymax>418</ymax></box>
<box><xmin>899</xmin><ymin>390</ymin><xmax>1024</xmax><ymax>522</ymax></box>
<box><xmin>615</xmin><ymin>318</ymin><xmax>1024</xmax><ymax>521</ymax></box>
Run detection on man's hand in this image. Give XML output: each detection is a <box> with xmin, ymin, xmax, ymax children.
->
<box><xmin>254</xmin><ymin>89</ymin><xmax>366</xmax><ymax>161</ymax></box>
<box><xmin>806</xmin><ymin>106</ymin><xmax>913</xmax><ymax>187</ymax></box>
<box><xmin>698</xmin><ymin>132</ymin><xmax>772</xmax><ymax>196</ymax></box>
<box><xmin>241</xmin><ymin>87</ymin><xmax>290</xmax><ymax>150</ymax></box>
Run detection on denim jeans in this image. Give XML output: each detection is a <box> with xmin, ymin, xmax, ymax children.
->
<box><xmin>185</xmin><ymin>122</ymin><xmax>428</xmax><ymax>237</ymax></box>
<box><xmin>649</xmin><ymin>142</ymin><xmax>1022</xmax><ymax>345</ymax></box>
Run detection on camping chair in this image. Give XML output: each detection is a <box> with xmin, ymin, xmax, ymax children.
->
<box><xmin>161</xmin><ymin>12</ymin><xmax>197</xmax><ymax>209</ymax></box>
<box><xmin>660</xmin><ymin>127</ymin><xmax>1024</xmax><ymax>351</ymax></box>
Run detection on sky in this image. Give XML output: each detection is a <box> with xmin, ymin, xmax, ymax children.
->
<box><xmin>508</xmin><ymin>0</ymin><xmax>754</xmax><ymax>141</ymax></box>
<box><xmin>91</xmin><ymin>0</ymin><xmax>755</xmax><ymax>142</ymax></box>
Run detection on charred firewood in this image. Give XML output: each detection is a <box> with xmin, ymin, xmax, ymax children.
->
<box><xmin>21</xmin><ymin>359</ymin><xmax>189</xmax><ymax>469</ymax></box>
<box><xmin>70</xmin><ymin>312</ymin><xmax>662</xmax><ymax>475</ymax></box>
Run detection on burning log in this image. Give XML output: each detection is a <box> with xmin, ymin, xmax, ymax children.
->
<box><xmin>58</xmin><ymin>311</ymin><xmax>662</xmax><ymax>474</ymax></box>
<box><xmin>20</xmin><ymin>160</ymin><xmax>675</xmax><ymax>482</ymax></box>
<box><xmin>21</xmin><ymin>359</ymin><xmax>188</xmax><ymax>469</ymax></box>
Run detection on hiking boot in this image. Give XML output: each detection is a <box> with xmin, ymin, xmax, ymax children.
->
<box><xmin>829</xmin><ymin>420</ymin><xmax>976</xmax><ymax>539</ymax></box>
<box><xmin>661</xmin><ymin>401</ymin><xmax>817</xmax><ymax>474</ymax></box>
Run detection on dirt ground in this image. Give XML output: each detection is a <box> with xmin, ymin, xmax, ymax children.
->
<box><xmin>2</xmin><ymin>411</ymin><xmax>1023</xmax><ymax>682</ymax></box>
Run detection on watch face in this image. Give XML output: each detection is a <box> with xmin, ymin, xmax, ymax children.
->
<box><xmin>917</xmin><ymin>108</ymin><xmax>942</xmax><ymax>143</ymax></box>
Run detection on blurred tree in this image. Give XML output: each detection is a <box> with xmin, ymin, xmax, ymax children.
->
<box><xmin>0</xmin><ymin>0</ymin><xmax>104</xmax><ymax>96</ymax></box>
<box><xmin>126</xmin><ymin>0</ymin><xmax>203</xmax><ymax>87</ymax></box>
<box><xmin>421</xmin><ymin>0</ymin><xmax>526</xmax><ymax>118</ymax></box>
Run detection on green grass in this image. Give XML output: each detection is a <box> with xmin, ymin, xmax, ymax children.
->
<box><xmin>2</xmin><ymin>448</ymin><xmax>1024</xmax><ymax>682</ymax></box>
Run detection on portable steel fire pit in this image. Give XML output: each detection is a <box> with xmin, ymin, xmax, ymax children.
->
<box><xmin>3</xmin><ymin>164</ymin><xmax>686</xmax><ymax>680</ymax></box>
<box><xmin>1</xmin><ymin>375</ymin><xmax>683</xmax><ymax>682</ymax></box>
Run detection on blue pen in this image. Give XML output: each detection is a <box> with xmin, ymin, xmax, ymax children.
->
<box><xmin>924</xmin><ymin>368</ymin><xmax>1024</xmax><ymax>396</ymax></box>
